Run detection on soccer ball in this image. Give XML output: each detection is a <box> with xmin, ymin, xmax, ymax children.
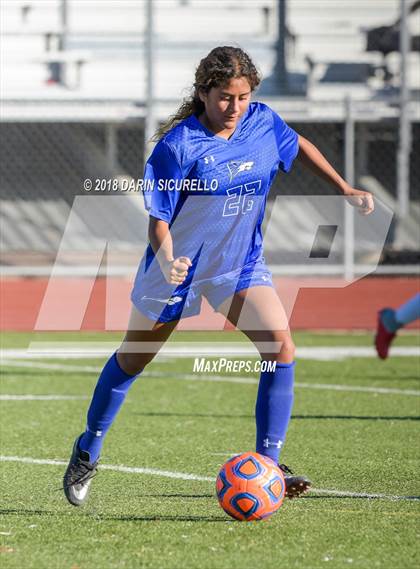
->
<box><xmin>216</xmin><ymin>452</ymin><xmax>286</xmax><ymax>521</ymax></box>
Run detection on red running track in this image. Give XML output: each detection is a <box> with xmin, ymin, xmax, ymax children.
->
<box><xmin>1</xmin><ymin>276</ymin><xmax>419</xmax><ymax>331</ymax></box>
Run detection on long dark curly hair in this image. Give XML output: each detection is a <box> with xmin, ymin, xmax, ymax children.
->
<box><xmin>153</xmin><ymin>46</ymin><xmax>261</xmax><ymax>140</ymax></box>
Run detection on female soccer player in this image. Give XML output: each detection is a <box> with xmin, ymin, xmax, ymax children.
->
<box><xmin>64</xmin><ymin>46</ymin><xmax>374</xmax><ymax>506</ymax></box>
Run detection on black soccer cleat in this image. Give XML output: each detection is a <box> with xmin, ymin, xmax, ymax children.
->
<box><xmin>279</xmin><ymin>463</ymin><xmax>312</xmax><ymax>499</ymax></box>
<box><xmin>63</xmin><ymin>434</ymin><xmax>98</xmax><ymax>506</ymax></box>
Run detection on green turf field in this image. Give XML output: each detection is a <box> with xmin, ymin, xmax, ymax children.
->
<box><xmin>1</xmin><ymin>331</ymin><xmax>419</xmax><ymax>569</ymax></box>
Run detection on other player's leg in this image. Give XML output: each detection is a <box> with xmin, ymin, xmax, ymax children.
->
<box><xmin>375</xmin><ymin>293</ymin><xmax>420</xmax><ymax>359</ymax></box>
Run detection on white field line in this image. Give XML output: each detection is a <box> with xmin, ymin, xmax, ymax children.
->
<box><xmin>0</xmin><ymin>360</ymin><xmax>102</xmax><ymax>373</ymax></box>
<box><xmin>0</xmin><ymin>455</ymin><xmax>418</xmax><ymax>502</ymax></box>
<box><xmin>294</xmin><ymin>382</ymin><xmax>420</xmax><ymax>396</ymax></box>
<box><xmin>210</xmin><ymin>452</ymin><xmax>241</xmax><ymax>456</ymax></box>
<box><xmin>2</xmin><ymin>345</ymin><xmax>420</xmax><ymax>361</ymax></box>
<box><xmin>0</xmin><ymin>395</ymin><xmax>89</xmax><ymax>401</ymax></box>
<box><xmin>0</xmin><ymin>455</ymin><xmax>212</xmax><ymax>482</ymax></box>
<box><xmin>1</xmin><ymin>359</ymin><xmax>419</xmax><ymax>396</ymax></box>
<box><xmin>156</xmin><ymin>374</ymin><xmax>420</xmax><ymax>396</ymax></box>
<box><xmin>308</xmin><ymin>488</ymin><xmax>420</xmax><ymax>501</ymax></box>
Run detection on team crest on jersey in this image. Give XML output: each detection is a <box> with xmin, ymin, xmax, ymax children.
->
<box><xmin>227</xmin><ymin>160</ymin><xmax>254</xmax><ymax>181</ymax></box>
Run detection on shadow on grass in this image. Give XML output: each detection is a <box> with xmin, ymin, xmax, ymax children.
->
<box><xmin>293</xmin><ymin>415</ymin><xmax>420</xmax><ymax>421</ymax></box>
<box><xmin>123</xmin><ymin>492</ymin><xmax>415</xmax><ymax>502</ymax></box>
<box><xmin>133</xmin><ymin>412</ymin><xmax>420</xmax><ymax>421</ymax></box>
<box><xmin>0</xmin><ymin>370</ymin><xmax>60</xmax><ymax>377</ymax></box>
<box><xmin>104</xmin><ymin>514</ymin><xmax>229</xmax><ymax>522</ymax></box>
<box><xmin>0</xmin><ymin>509</ymin><xmax>56</xmax><ymax>516</ymax></box>
<box><xmin>128</xmin><ymin>493</ymin><xmax>420</xmax><ymax>502</ymax></box>
<box><xmin>138</xmin><ymin>493</ymin><xmax>214</xmax><ymax>499</ymax></box>
<box><xmin>0</xmin><ymin>369</ymin><xmax>92</xmax><ymax>378</ymax></box>
<box><xmin>0</xmin><ymin>508</ymin><xmax>229</xmax><ymax>523</ymax></box>
<box><xmin>363</xmin><ymin>375</ymin><xmax>420</xmax><ymax>381</ymax></box>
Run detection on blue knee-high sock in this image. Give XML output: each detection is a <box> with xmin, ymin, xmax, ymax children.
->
<box><xmin>255</xmin><ymin>362</ymin><xmax>295</xmax><ymax>463</ymax></box>
<box><xmin>395</xmin><ymin>293</ymin><xmax>420</xmax><ymax>326</ymax></box>
<box><xmin>78</xmin><ymin>352</ymin><xmax>141</xmax><ymax>462</ymax></box>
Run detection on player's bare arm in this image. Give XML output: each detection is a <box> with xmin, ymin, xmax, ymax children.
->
<box><xmin>148</xmin><ymin>216</ymin><xmax>192</xmax><ymax>284</ymax></box>
<box><xmin>297</xmin><ymin>134</ymin><xmax>374</xmax><ymax>215</ymax></box>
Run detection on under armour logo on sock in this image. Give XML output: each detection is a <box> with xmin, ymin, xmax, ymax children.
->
<box><xmin>263</xmin><ymin>438</ymin><xmax>283</xmax><ymax>449</ymax></box>
<box><xmin>87</xmin><ymin>427</ymin><xmax>103</xmax><ymax>437</ymax></box>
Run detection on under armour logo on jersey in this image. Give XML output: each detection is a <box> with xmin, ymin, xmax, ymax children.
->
<box><xmin>227</xmin><ymin>160</ymin><xmax>254</xmax><ymax>181</ymax></box>
<box><xmin>203</xmin><ymin>155</ymin><xmax>215</xmax><ymax>164</ymax></box>
<box><xmin>141</xmin><ymin>295</ymin><xmax>183</xmax><ymax>305</ymax></box>
<box><xmin>263</xmin><ymin>438</ymin><xmax>283</xmax><ymax>449</ymax></box>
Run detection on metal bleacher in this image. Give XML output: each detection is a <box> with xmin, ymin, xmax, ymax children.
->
<box><xmin>0</xmin><ymin>0</ymin><xmax>277</xmax><ymax>98</ymax></box>
<box><xmin>288</xmin><ymin>0</ymin><xmax>419</xmax><ymax>98</ymax></box>
<box><xmin>2</xmin><ymin>0</ymin><xmax>418</xmax><ymax>99</ymax></box>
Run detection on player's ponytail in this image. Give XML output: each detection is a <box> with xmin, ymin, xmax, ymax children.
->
<box><xmin>153</xmin><ymin>46</ymin><xmax>261</xmax><ymax>141</ymax></box>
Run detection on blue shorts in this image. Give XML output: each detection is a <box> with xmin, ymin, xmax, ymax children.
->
<box><xmin>131</xmin><ymin>259</ymin><xmax>273</xmax><ymax>323</ymax></box>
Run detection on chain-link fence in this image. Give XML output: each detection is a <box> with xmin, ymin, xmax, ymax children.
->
<box><xmin>2</xmin><ymin>118</ymin><xmax>418</xmax><ymax>202</ymax></box>
<box><xmin>0</xmin><ymin>122</ymin><xmax>145</xmax><ymax>203</ymax></box>
<box><xmin>0</xmin><ymin>100</ymin><xmax>419</xmax><ymax>274</ymax></box>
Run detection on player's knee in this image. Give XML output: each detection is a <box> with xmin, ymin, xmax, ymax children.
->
<box><xmin>117</xmin><ymin>351</ymin><xmax>154</xmax><ymax>376</ymax></box>
<box><xmin>257</xmin><ymin>332</ymin><xmax>295</xmax><ymax>363</ymax></box>
<box><xmin>276</xmin><ymin>337</ymin><xmax>295</xmax><ymax>364</ymax></box>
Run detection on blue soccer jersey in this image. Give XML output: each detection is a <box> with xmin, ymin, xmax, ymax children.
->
<box><xmin>132</xmin><ymin>102</ymin><xmax>299</xmax><ymax>320</ymax></box>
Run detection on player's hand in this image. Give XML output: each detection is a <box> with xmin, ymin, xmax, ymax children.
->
<box><xmin>162</xmin><ymin>256</ymin><xmax>192</xmax><ymax>285</ymax></box>
<box><xmin>344</xmin><ymin>188</ymin><xmax>374</xmax><ymax>216</ymax></box>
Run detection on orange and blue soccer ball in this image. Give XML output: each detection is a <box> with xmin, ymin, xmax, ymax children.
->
<box><xmin>216</xmin><ymin>452</ymin><xmax>286</xmax><ymax>521</ymax></box>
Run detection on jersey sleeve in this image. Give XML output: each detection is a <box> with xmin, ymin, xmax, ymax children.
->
<box><xmin>271</xmin><ymin>110</ymin><xmax>299</xmax><ymax>173</ymax></box>
<box><xmin>142</xmin><ymin>140</ymin><xmax>184</xmax><ymax>223</ymax></box>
